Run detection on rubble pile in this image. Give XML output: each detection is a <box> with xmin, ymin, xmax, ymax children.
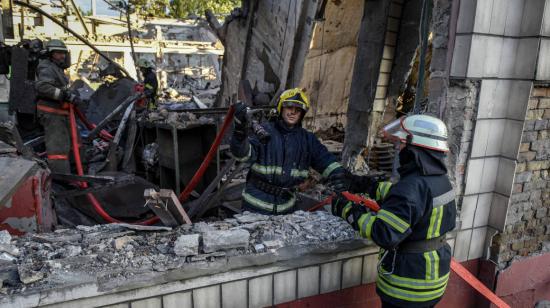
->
<box><xmin>0</xmin><ymin>211</ymin><xmax>356</xmax><ymax>295</ymax></box>
<box><xmin>144</xmin><ymin>110</ymin><xmax>215</xmax><ymax>128</ymax></box>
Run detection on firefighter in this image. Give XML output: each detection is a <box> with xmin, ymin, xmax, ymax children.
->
<box><xmin>230</xmin><ymin>88</ymin><xmax>347</xmax><ymax>214</ymax></box>
<box><xmin>35</xmin><ymin>39</ymin><xmax>81</xmax><ymax>174</ymax></box>
<box><xmin>332</xmin><ymin>114</ymin><xmax>456</xmax><ymax>308</ymax></box>
<box><xmin>137</xmin><ymin>58</ymin><xmax>158</xmax><ymax>109</ymax></box>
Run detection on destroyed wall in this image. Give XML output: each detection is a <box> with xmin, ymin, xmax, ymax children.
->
<box><xmin>300</xmin><ymin>0</ymin><xmax>363</xmax><ymax>132</ymax></box>
<box><xmin>492</xmin><ymin>85</ymin><xmax>550</xmax><ymax>267</ymax></box>
<box><xmin>217</xmin><ymin>0</ymin><xmax>319</xmax><ymax>106</ymax></box>
<box><xmin>7</xmin><ymin>5</ymin><xmax>223</xmax><ymax>96</ymax></box>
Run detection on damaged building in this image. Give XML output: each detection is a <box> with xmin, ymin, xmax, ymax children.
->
<box><xmin>0</xmin><ymin>0</ymin><xmax>549</xmax><ymax>307</ymax></box>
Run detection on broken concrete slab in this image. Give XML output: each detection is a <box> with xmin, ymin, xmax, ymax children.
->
<box><xmin>17</xmin><ymin>265</ymin><xmax>44</xmax><ymax>284</ymax></box>
<box><xmin>0</xmin><ymin>230</ymin><xmax>11</xmax><ymax>245</ymax></box>
<box><xmin>235</xmin><ymin>212</ymin><xmax>269</xmax><ymax>224</ymax></box>
<box><xmin>111</xmin><ymin>236</ymin><xmax>134</xmax><ymax>251</ymax></box>
<box><xmin>202</xmin><ymin>229</ymin><xmax>250</xmax><ymax>253</ymax></box>
<box><xmin>173</xmin><ymin>234</ymin><xmax>199</xmax><ymax>257</ymax></box>
<box><xmin>111</xmin><ymin>223</ymin><xmax>172</xmax><ymax>232</ymax></box>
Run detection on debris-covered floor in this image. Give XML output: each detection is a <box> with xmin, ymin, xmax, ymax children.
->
<box><xmin>0</xmin><ymin>211</ymin><xmax>356</xmax><ymax>296</ymax></box>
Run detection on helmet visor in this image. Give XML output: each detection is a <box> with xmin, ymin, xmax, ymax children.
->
<box><xmin>382</xmin><ymin>117</ymin><xmax>407</xmax><ymax>143</ymax></box>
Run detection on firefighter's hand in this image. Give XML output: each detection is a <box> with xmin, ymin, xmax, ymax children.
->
<box><xmin>349</xmin><ymin>203</ymin><xmax>368</xmax><ymax>230</ymax></box>
<box><xmin>64</xmin><ymin>91</ymin><xmax>82</xmax><ymax>106</ymax></box>
<box><xmin>327</xmin><ymin>169</ymin><xmax>350</xmax><ymax>193</ymax></box>
<box><xmin>331</xmin><ymin>194</ymin><xmax>352</xmax><ymax>219</ymax></box>
<box><xmin>233</xmin><ymin>102</ymin><xmax>248</xmax><ymax>128</ymax></box>
<box><xmin>233</xmin><ymin>102</ymin><xmax>249</xmax><ymax>141</ymax></box>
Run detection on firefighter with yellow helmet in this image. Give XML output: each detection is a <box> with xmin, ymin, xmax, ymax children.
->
<box><xmin>230</xmin><ymin>88</ymin><xmax>347</xmax><ymax>214</ymax></box>
<box><xmin>332</xmin><ymin>114</ymin><xmax>456</xmax><ymax>308</ymax></box>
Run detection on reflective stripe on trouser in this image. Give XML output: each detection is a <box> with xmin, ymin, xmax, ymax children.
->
<box><xmin>242</xmin><ymin>191</ymin><xmax>295</xmax><ymax>214</ymax></box>
<box><xmin>376</xmin><ymin>272</ymin><xmax>448</xmax><ymax>302</ymax></box>
<box><xmin>38</xmin><ymin>110</ymin><xmax>71</xmax><ymax>174</ymax></box>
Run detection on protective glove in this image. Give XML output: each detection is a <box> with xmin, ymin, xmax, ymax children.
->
<box><xmin>348</xmin><ymin>172</ymin><xmax>390</xmax><ymax>194</ymax></box>
<box><xmin>233</xmin><ymin>102</ymin><xmax>249</xmax><ymax>141</ymax></box>
<box><xmin>233</xmin><ymin>102</ymin><xmax>248</xmax><ymax>128</ymax></box>
<box><xmin>327</xmin><ymin>169</ymin><xmax>350</xmax><ymax>193</ymax></box>
<box><xmin>332</xmin><ymin>193</ymin><xmax>368</xmax><ymax>230</ymax></box>
<box><xmin>64</xmin><ymin>90</ymin><xmax>82</xmax><ymax>106</ymax></box>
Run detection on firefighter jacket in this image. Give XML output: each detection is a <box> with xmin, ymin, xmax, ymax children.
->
<box><xmin>230</xmin><ymin>119</ymin><xmax>344</xmax><ymax>214</ymax></box>
<box><xmin>142</xmin><ymin>69</ymin><xmax>158</xmax><ymax>101</ymax></box>
<box><xmin>356</xmin><ymin>146</ymin><xmax>456</xmax><ymax>307</ymax></box>
<box><xmin>35</xmin><ymin>58</ymin><xmax>69</xmax><ymax>108</ymax></box>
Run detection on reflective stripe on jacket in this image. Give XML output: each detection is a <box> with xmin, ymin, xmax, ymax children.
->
<box><xmin>230</xmin><ymin>120</ymin><xmax>343</xmax><ymax>214</ymax></box>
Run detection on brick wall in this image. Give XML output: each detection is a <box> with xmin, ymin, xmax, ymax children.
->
<box><xmin>494</xmin><ymin>85</ymin><xmax>550</xmax><ymax>267</ymax></box>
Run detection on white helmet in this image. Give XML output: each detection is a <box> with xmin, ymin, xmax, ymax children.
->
<box><xmin>382</xmin><ymin>114</ymin><xmax>449</xmax><ymax>152</ymax></box>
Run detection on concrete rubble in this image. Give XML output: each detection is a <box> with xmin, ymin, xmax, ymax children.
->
<box><xmin>0</xmin><ymin>211</ymin><xmax>357</xmax><ymax>296</ymax></box>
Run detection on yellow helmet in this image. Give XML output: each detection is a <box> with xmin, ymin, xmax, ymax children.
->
<box><xmin>277</xmin><ymin>88</ymin><xmax>310</xmax><ymax>114</ymax></box>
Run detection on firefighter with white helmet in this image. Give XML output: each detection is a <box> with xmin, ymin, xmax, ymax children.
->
<box><xmin>230</xmin><ymin>88</ymin><xmax>347</xmax><ymax>214</ymax></box>
<box><xmin>333</xmin><ymin>114</ymin><xmax>456</xmax><ymax>308</ymax></box>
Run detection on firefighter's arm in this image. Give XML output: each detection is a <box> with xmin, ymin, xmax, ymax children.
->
<box><xmin>357</xmin><ymin>183</ymin><xmax>424</xmax><ymax>249</ymax></box>
<box><xmin>35</xmin><ymin>65</ymin><xmax>65</xmax><ymax>101</ymax></box>
<box><xmin>309</xmin><ymin>134</ymin><xmax>343</xmax><ymax>178</ymax></box>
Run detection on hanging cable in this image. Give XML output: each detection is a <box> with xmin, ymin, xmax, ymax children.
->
<box><xmin>412</xmin><ymin>0</ymin><xmax>431</xmax><ymax>114</ymax></box>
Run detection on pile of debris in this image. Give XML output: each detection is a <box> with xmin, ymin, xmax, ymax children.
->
<box><xmin>0</xmin><ymin>211</ymin><xmax>356</xmax><ymax>295</ymax></box>
<box><xmin>143</xmin><ymin>109</ymin><xmax>216</xmax><ymax>128</ymax></box>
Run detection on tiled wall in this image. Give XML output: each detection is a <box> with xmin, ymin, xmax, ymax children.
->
<box><xmin>368</xmin><ymin>0</ymin><xmax>404</xmax><ymax>147</ymax></box>
<box><xmin>450</xmin><ymin>0</ymin><xmax>550</xmax><ymax>262</ymax></box>
<box><xmin>94</xmin><ymin>250</ymin><xmax>380</xmax><ymax>308</ymax></box>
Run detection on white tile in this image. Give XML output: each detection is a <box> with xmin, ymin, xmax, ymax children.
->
<box><xmin>320</xmin><ymin>261</ymin><xmax>342</xmax><ymax>294</ymax></box>
<box><xmin>193</xmin><ymin>285</ymin><xmax>221</xmax><ymax>308</ymax></box>
<box><xmin>451</xmin><ymin>35</ymin><xmax>472</xmax><ymax>77</ymax></box>
<box><xmin>274</xmin><ymin>271</ymin><xmax>297</xmax><ymax>304</ymax></box>
<box><xmin>542</xmin><ymin>1</ymin><xmax>550</xmax><ymax>36</ymax></box>
<box><xmin>480</xmin><ymin>157</ymin><xmax>499</xmax><ymax>193</ymax></box>
<box><xmin>342</xmin><ymin>257</ymin><xmax>363</xmax><ymax>289</ymax></box>
<box><xmin>377</xmin><ymin>72</ymin><xmax>391</xmax><ymax>86</ymax></box>
<box><xmin>536</xmin><ymin>39</ymin><xmax>550</xmax><ymax>81</ymax></box>
<box><xmin>448</xmin><ymin>238</ymin><xmax>456</xmax><ymax>256</ymax></box>
<box><xmin>375</xmin><ymin>86</ymin><xmax>388</xmax><ymax>99</ymax></box>
<box><xmin>104</xmin><ymin>304</ymin><xmax>128</xmax><ymax>308</ymax></box>
<box><xmin>489</xmin><ymin>0</ymin><xmax>508</xmax><ymax>35</ymax></box>
<box><xmin>465</xmin><ymin>159</ymin><xmax>484</xmax><ymax>195</ymax></box>
<box><xmin>471</xmin><ymin>120</ymin><xmax>505</xmax><ymax>157</ymax></box>
<box><xmin>499</xmin><ymin>38</ymin><xmax>519</xmax><ymax>78</ymax></box>
<box><xmin>468</xmin><ymin>227</ymin><xmax>488</xmax><ymax>259</ymax></box>
<box><xmin>486</xmin><ymin>120</ymin><xmax>505</xmax><ymax>156</ymax></box>
<box><xmin>496</xmin><ymin>158</ymin><xmax>517</xmax><ymax>196</ymax></box>
<box><xmin>131</xmin><ymin>298</ymin><xmax>162</xmax><ymax>308</ymax></box>
<box><xmin>457</xmin><ymin>0</ymin><xmax>477</xmax><ymax>33</ymax></box>
<box><xmin>520</xmin><ymin>0</ymin><xmax>546</xmax><ymax>36</ymax></box>
<box><xmin>460</xmin><ymin>195</ymin><xmax>478</xmax><ymax>229</ymax></box>
<box><xmin>500</xmin><ymin>121</ymin><xmax>523</xmax><ymax>160</ymax></box>
<box><xmin>514</xmin><ymin>38</ymin><xmax>539</xmax><ymax>79</ymax></box>
<box><xmin>473</xmin><ymin>0</ymin><xmax>494</xmax><ymax>33</ymax></box>
<box><xmin>163</xmin><ymin>292</ymin><xmax>192</xmax><ymax>308</ymax></box>
<box><xmin>454</xmin><ymin>229</ymin><xmax>473</xmax><ymax>262</ymax></box>
<box><xmin>362</xmin><ymin>254</ymin><xmax>378</xmax><ymax>284</ymax></box>
<box><xmin>467</xmin><ymin>35</ymin><xmax>487</xmax><ymax>78</ymax></box>
<box><xmin>489</xmin><ymin>194</ymin><xmax>510</xmax><ymax>231</ymax></box>
<box><xmin>504</xmin><ymin>0</ymin><xmax>525</xmax><ymax>36</ymax></box>
<box><xmin>297</xmin><ymin>266</ymin><xmax>320</xmax><ymax>298</ymax></box>
<box><xmin>507</xmin><ymin>81</ymin><xmax>533</xmax><ymax>120</ymax></box>
<box><xmin>473</xmin><ymin>193</ymin><xmax>493</xmax><ymax>228</ymax></box>
<box><xmin>478</xmin><ymin>80</ymin><xmax>508</xmax><ymax>119</ymax></box>
<box><xmin>249</xmin><ymin>276</ymin><xmax>272</xmax><ymax>308</ymax></box>
<box><xmin>483</xmin><ymin>36</ymin><xmax>504</xmax><ymax>77</ymax></box>
<box><xmin>222</xmin><ymin>281</ymin><xmax>247</xmax><ymax>308</ymax></box>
